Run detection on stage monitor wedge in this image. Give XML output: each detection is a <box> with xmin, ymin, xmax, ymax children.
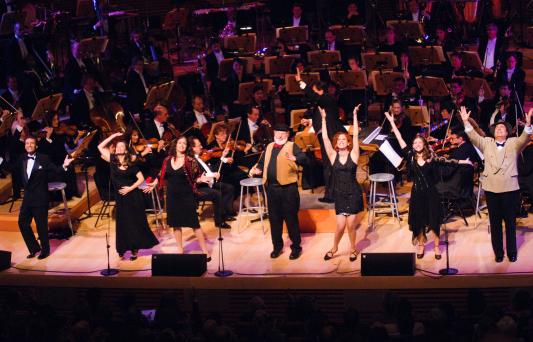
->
<box><xmin>0</xmin><ymin>250</ymin><xmax>12</xmax><ymax>272</ymax></box>
<box><xmin>152</xmin><ymin>254</ymin><xmax>207</xmax><ymax>277</ymax></box>
<box><xmin>361</xmin><ymin>252</ymin><xmax>416</xmax><ymax>276</ymax></box>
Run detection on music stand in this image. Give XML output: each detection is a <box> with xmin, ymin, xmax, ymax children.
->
<box><xmin>329</xmin><ymin>70</ymin><xmax>368</xmax><ymax>90</ymax></box>
<box><xmin>0</xmin><ymin>12</ymin><xmax>27</xmax><ymax>36</ymax></box>
<box><xmin>236</xmin><ymin>80</ymin><xmax>273</xmax><ymax>105</ymax></box>
<box><xmin>456</xmin><ymin>76</ymin><xmax>493</xmax><ymax>99</ymax></box>
<box><xmin>307</xmin><ymin>50</ymin><xmax>342</xmax><ymax>69</ymax></box>
<box><xmin>371</xmin><ymin>71</ymin><xmax>404</xmax><ymax>96</ymax></box>
<box><xmin>408</xmin><ymin>46</ymin><xmax>446</xmax><ymax>65</ymax></box>
<box><xmin>329</xmin><ymin>25</ymin><xmax>365</xmax><ymax>45</ymax></box>
<box><xmin>224</xmin><ymin>33</ymin><xmax>257</xmax><ymax>54</ymax></box>
<box><xmin>144</xmin><ymin>81</ymin><xmax>175</xmax><ymax>110</ymax></box>
<box><xmin>78</xmin><ymin>36</ymin><xmax>109</xmax><ymax>59</ymax></box>
<box><xmin>405</xmin><ymin>106</ymin><xmax>430</xmax><ymax>127</ymax></box>
<box><xmin>416</xmin><ymin>76</ymin><xmax>449</xmax><ymax>98</ymax></box>
<box><xmin>207</xmin><ymin>117</ymin><xmax>241</xmax><ymax>144</ymax></box>
<box><xmin>31</xmin><ymin>94</ymin><xmax>63</xmax><ymax>123</ymax></box>
<box><xmin>264</xmin><ymin>55</ymin><xmax>299</xmax><ymax>75</ymax></box>
<box><xmin>290</xmin><ymin>109</ymin><xmax>307</xmax><ymax>132</ymax></box>
<box><xmin>446</xmin><ymin>51</ymin><xmax>483</xmax><ymax>71</ymax></box>
<box><xmin>362</xmin><ymin>52</ymin><xmax>398</xmax><ymax>71</ymax></box>
<box><xmin>386</xmin><ymin>20</ymin><xmax>425</xmax><ymax>40</ymax></box>
<box><xmin>275</xmin><ymin>26</ymin><xmax>309</xmax><ymax>45</ymax></box>
<box><xmin>284</xmin><ymin>73</ymin><xmax>320</xmax><ymax>95</ymax></box>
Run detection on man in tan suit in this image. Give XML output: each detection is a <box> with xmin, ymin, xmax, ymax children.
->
<box><xmin>460</xmin><ymin>106</ymin><xmax>533</xmax><ymax>262</ymax></box>
<box><xmin>250</xmin><ymin>123</ymin><xmax>308</xmax><ymax>260</ymax></box>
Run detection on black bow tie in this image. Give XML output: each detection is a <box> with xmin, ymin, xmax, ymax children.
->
<box><xmin>27</xmin><ymin>155</ymin><xmax>35</xmax><ymax>160</ymax></box>
<box><xmin>496</xmin><ymin>142</ymin><xmax>505</xmax><ymax>147</ymax></box>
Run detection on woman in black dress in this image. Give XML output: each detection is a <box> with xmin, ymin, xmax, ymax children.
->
<box><xmin>321</xmin><ymin>105</ymin><xmax>364</xmax><ymax>262</ymax></box>
<box><xmin>158</xmin><ymin>136</ymin><xmax>211</xmax><ymax>261</ymax></box>
<box><xmin>97</xmin><ymin>132</ymin><xmax>159</xmax><ymax>260</ymax></box>
<box><xmin>385</xmin><ymin>112</ymin><xmax>472</xmax><ymax>259</ymax></box>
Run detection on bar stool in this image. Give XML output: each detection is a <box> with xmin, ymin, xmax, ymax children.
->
<box><xmin>475</xmin><ymin>176</ymin><xmax>490</xmax><ymax>233</ymax></box>
<box><xmin>237</xmin><ymin>178</ymin><xmax>267</xmax><ymax>234</ymax></box>
<box><xmin>48</xmin><ymin>182</ymin><xmax>74</xmax><ymax>236</ymax></box>
<box><xmin>368</xmin><ymin>173</ymin><xmax>400</xmax><ymax>230</ymax></box>
<box><xmin>139</xmin><ymin>181</ymin><xmax>165</xmax><ymax>233</ymax></box>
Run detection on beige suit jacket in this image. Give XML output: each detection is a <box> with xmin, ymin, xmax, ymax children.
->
<box><xmin>466</xmin><ymin>124</ymin><xmax>532</xmax><ymax>193</ymax></box>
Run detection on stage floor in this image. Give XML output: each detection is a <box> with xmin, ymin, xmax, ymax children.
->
<box><xmin>1</xmin><ymin>186</ymin><xmax>533</xmax><ymax>290</ymax></box>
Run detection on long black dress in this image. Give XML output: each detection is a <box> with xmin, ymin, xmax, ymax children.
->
<box><xmin>332</xmin><ymin>153</ymin><xmax>363</xmax><ymax>215</ymax></box>
<box><xmin>164</xmin><ymin>159</ymin><xmax>200</xmax><ymax>228</ymax></box>
<box><xmin>110</xmin><ymin>157</ymin><xmax>159</xmax><ymax>254</ymax></box>
<box><xmin>404</xmin><ymin>148</ymin><xmax>458</xmax><ymax>243</ymax></box>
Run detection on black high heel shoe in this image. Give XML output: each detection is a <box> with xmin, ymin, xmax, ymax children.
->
<box><xmin>349</xmin><ymin>250</ymin><xmax>358</xmax><ymax>262</ymax></box>
<box><xmin>323</xmin><ymin>249</ymin><xmax>337</xmax><ymax>261</ymax></box>
<box><xmin>434</xmin><ymin>247</ymin><xmax>441</xmax><ymax>260</ymax></box>
<box><xmin>130</xmin><ymin>250</ymin><xmax>138</xmax><ymax>261</ymax></box>
<box><xmin>416</xmin><ymin>245</ymin><xmax>425</xmax><ymax>259</ymax></box>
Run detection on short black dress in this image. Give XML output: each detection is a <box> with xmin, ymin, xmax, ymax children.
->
<box><xmin>332</xmin><ymin>153</ymin><xmax>364</xmax><ymax>215</ymax></box>
<box><xmin>164</xmin><ymin>159</ymin><xmax>200</xmax><ymax>228</ymax></box>
<box><xmin>404</xmin><ymin>148</ymin><xmax>458</xmax><ymax>243</ymax></box>
<box><xmin>110</xmin><ymin>157</ymin><xmax>159</xmax><ymax>254</ymax></box>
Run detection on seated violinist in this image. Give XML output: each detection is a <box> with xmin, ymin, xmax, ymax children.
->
<box><xmin>143</xmin><ymin>104</ymin><xmax>173</xmax><ymax>176</ymax></box>
<box><xmin>237</xmin><ymin>106</ymin><xmax>272</xmax><ymax>168</ymax></box>
<box><xmin>205</xmin><ymin>124</ymin><xmax>247</xmax><ymax>196</ymax></box>
<box><xmin>126</xmin><ymin>127</ymin><xmax>153</xmax><ymax>176</ymax></box>
<box><xmin>189</xmin><ymin>137</ymin><xmax>236</xmax><ymax>228</ymax></box>
<box><xmin>183</xmin><ymin>95</ymin><xmax>212</xmax><ymax>147</ymax></box>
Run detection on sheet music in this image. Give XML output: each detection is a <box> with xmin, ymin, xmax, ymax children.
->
<box><xmin>362</xmin><ymin>126</ymin><xmax>381</xmax><ymax>145</ymax></box>
<box><xmin>379</xmin><ymin>140</ymin><xmax>403</xmax><ymax>168</ymax></box>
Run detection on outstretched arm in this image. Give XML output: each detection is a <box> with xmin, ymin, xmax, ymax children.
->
<box><xmin>97</xmin><ymin>132</ymin><xmax>122</xmax><ymax>162</ymax></box>
<box><xmin>460</xmin><ymin>106</ymin><xmax>486</xmax><ymax>152</ymax></box>
<box><xmin>320</xmin><ymin>107</ymin><xmax>336</xmax><ymax>165</ymax></box>
<box><xmin>384</xmin><ymin>112</ymin><xmax>407</xmax><ymax>149</ymax></box>
<box><xmin>351</xmin><ymin>104</ymin><xmax>361</xmax><ymax>164</ymax></box>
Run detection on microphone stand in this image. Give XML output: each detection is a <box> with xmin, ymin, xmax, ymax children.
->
<box><xmin>101</xmin><ymin>178</ymin><xmax>118</xmax><ymax>276</ymax></box>
<box><xmin>438</xmin><ymin>220</ymin><xmax>458</xmax><ymax>275</ymax></box>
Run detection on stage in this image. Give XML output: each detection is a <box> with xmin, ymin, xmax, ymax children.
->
<box><xmin>1</xmin><ymin>183</ymin><xmax>533</xmax><ymax>291</ymax></box>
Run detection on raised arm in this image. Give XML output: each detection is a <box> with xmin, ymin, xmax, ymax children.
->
<box><xmin>320</xmin><ymin>107</ymin><xmax>336</xmax><ymax>165</ymax></box>
<box><xmin>516</xmin><ymin>108</ymin><xmax>533</xmax><ymax>149</ymax></box>
<box><xmin>98</xmin><ymin>132</ymin><xmax>123</xmax><ymax>162</ymax></box>
<box><xmin>384</xmin><ymin>112</ymin><xmax>407</xmax><ymax>149</ymax></box>
<box><xmin>460</xmin><ymin>106</ymin><xmax>486</xmax><ymax>152</ymax></box>
<box><xmin>351</xmin><ymin>105</ymin><xmax>361</xmax><ymax>163</ymax></box>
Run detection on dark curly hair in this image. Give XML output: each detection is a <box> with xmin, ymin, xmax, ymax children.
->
<box><xmin>167</xmin><ymin>135</ymin><xmax>187</xmax><ymax>159</ymax></box>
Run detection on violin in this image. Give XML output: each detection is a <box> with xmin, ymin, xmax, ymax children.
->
<box><xmin>133</xmin><ymin>138</ymin><xmax>160</xmax><ymax>152</ymax></box>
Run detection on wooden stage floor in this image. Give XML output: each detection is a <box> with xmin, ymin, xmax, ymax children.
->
<box><xmin>1</xmin><ymin>186</ymin><xmax>533</xmax><ymax>290</ymax></box>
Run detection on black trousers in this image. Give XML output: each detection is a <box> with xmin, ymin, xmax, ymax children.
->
<box><xmin>485</xmin><ymin>190</ymin><xmax>519</xmax><ymax>258</ymax></box>
<box><xmin>18</xmin><ymin>204</ymin><xmax>49</xmax><ymax>254</ymax></box>
<box><xmin>197</xmin><ymin>182</ymin><xmax>234</xmax><ymax>225</ymax></box>
<box><xmin>318</xmin><ymin>134</ymin><xmax>333</xmax><ymax>199</ymax></box>
<box><xmin>266</xmin><ymin>183</ymin><xmax>301</xmax><ymax>252</ymax></box>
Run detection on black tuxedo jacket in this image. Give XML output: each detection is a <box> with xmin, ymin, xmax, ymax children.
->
<box><xmin>14</xmin><ymin>153</ymin><xmax>65</xmax><ymax>207</ymax></box>
<box><xmin>4</xmin><ymin>36</ymin><xmax>30</xmax><ymax>73</ymax></box>
<box><xmin>143</xmin><ymin>119</ymin><xmax>167</xmax><ymax>140</ymax></box>
<box><xmin>70</xmin><ymin>91</ymin><xmax>103</xmax><ymax>127</ymax></box>
<box><xmin>126</xmin><ymin>70</ymin><xmax>149</xmax><ymax>114</ymax></box>
<box><xmin>477</xmin><ymin>37</ymin><xmax>508</xmax><ymax>70</ymax></box>
<box><xmin>302</xmin><ymin>84</ymin><xmax>346</xmax><ymax>137</ymax></box>
<box><xmin>497</xmin><ymin>67</ymin><xmax>525</xmax><ymax>102</ymax></box>
<box><xmin>63</xmin><ymin>57</ymin><xmax>97</xmax><ymax>101</ymax></box>
<box><xmin>0</xmin><ymin>89</ymin><xmax>36</xmax><ymax>118</ymax></box>
<box><xmin>205</xmin><ymin>51</ymin><xmax>226</xmax><ymax>82</ymax></box>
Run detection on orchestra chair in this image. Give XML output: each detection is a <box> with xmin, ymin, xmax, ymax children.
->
<box><xmin>475</xmin><ymin>175</ymin><xmax>490</xmax><ymax>232</ymax></box>
<box><xmin>236</xmin><ymin>178</ymin><xmax>267</xmax><ymax>234</ymax></box>
<box><xmin>139</xmin><ymin>181</ymin><xmax>165</xmax><ymax>235</ymax></box>
<box><xmin>367</xmin><ymin>173</ymin><xmax>400</xmax><ymax>230</ymax></box>
<box><xmin>438</xmin><ymin>166</ymin><xmax>476</xmax><ymax>227</ymax></box>
<box><xmin>48</xmin><ymin>182</ymin><xmax>74</xmax><ymax>237</ymax></box>
<box><xmin>93</xmin><ymin>170</ymin><xmax>115</xmax><ymax>228</ymax></box>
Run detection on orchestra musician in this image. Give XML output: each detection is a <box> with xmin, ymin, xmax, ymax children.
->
<box><xmin>460</xmin><ymin>106</ymin><xmax>533</xmax><ymax>263</ymax></box>
<box><xmin>70</xmin><ymin>74</ymin><xmax>102</xmax><ymax>127</ymax></box>
<box><xmin>321</xmin><ymin>105</ymin><xmax>364</xmax><ymax>262</ymax></box>
<box><xmin>63</xmin><ymin>41</ymin><xmax>97</xmax><ymax>102</ymax></box>
<box><xmin>342</xmin><ymin>2</ymin><xmax>364</xmax><ymax>25</ymax></box>
<box><xmin>249</xmin><ymin>123</ymin><xmax>308</xmax><ymax>260</ymax></box>
<box><xmin>496</xmin><ymin>53</ymin><xmax>525</xmax><ymax>105</ymax></box>
<box><xmin>297</xmin><ymin>67</ymin><xmax>346</xmax><ymax>203</ymax></box>
<box><xmin>403</xmin><ymin>0</ymin><xmax>430</xmax><ymax>23</ymax></box>
<box><xmin>16</xmin><ymin>135</ymin><xmax>74</xmax><ymax>260</ymax></box>
<box><xmin>183</xmin><ymin>95</ymin><xmax>212</xmax><ymax>147</ymax></box>
<box><xmin>125</xmin><ymin>57</ymin><xmax>150</xmax><ymax>118</ymax></box>
<box><xmin>189</xmin><ymin>136</ymin><xmax>236</xmax><ymax>229</ymax></box>
<box><xmin>127</xmin><ymin>29</ymin><xmax>159</xmax><ymax>64</ymax></box>
<box><xmin>478</xmin><ymin>23</ymin><xmax>508</xmax><ymax>77</ymax></box>
<box><xmin>385</xmin><ymin>111</ymin><xmax>472</xmax><ymax>260</ymax></box>
<box><xmin>143</xmin><ymin>104</ymin><xmax>173</xmax><ymax>177</ymax></box>
<box><xmin>1</xmin><ymin>74</ymin><xmax>35</xmax><ymax>118</ymax></box>
<box><xmin>4</xmin><ymin>22</ymin><xmax>31</xmax><ymax>75</ymax></box>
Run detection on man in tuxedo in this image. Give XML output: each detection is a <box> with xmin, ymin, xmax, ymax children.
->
<box><xmin>296</xmin><ymin>68</ymin><xmax>345</xmax><ymax>203</ymax></box>
<box><xmin>497</xmin><ymin>53</ymin><xmax>525</xmax><ymax>105</ymax></box>
<box><xmin>70</xmin><ymin>74</ymin><xmax>101</xmax><ymax>127</ymax></box>
<box><xmin>190</xmin><ymin>137</ymin><xmax>235</xmax><ymax>228</ymax></box>
<box><xmin>4</xmin><ymin>22</ymin><xmax>31</xmax><ymax>74</ymax></box>
<box><xmin>63</xmin><ymin>41</ymin><xmax>97</xmax><ymax>102</ymax></box>
<box><xmin>0</xmin><ymin>74</ymin><xmax>35</xmax><ymax>118</ymax></box>
<box><xmin>403</xmin><ymin>0</ymin><xmax>430</xmax><ymax>22</ymax></box>
<box><xmin>461</xmin><ymin>107</ymin><xmax>532</xmax><ymax>263</ymax></box>
<box><xmin>183</xmin><ymin>95</ymin><xmax>211</xmax><ymax>147</ymax></box>
<box><xmin>143</xmin><ymin>104</ymin><xmax>171</xmax><ymax>176</ymax></box>
<box><xmin>125</xmin><ymin>57</ymin><xmax>150</xmax><ymax>116</ymax></box>
<box><xmin>127</xmin><ymin>30</ymin><xmax>158</xmax><ymax>63</ymax></box>
<box><xmin>205</xmin><ymin>39</ymin><xmax>226</xmax><ymax>83</ymax></box>
<box><xmin>15</xmin><ymin>136</ymin><xmax>74</xmax><ymax>259</ymax></box>
<box><xmin>478</xmin><ymin>23</ymin><xmax>508</xmax><ymax>76</ymax></box>
<box><xmin>288</xmin><ymin>3</ymin><xmax>308</xmax><ymax>27</ymax></box>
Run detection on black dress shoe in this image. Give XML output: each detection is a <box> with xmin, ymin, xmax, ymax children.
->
<box><xmin>224</xmin><ymin>216</ymin><xmax>237</xmax><ymax>222</ymax></box>
<box><xmin>495</xmin><ymin>255</ymin><xmax>504</xmax><ymax>263</ymax></box>
<box><xmin>37</xmin><ymin>252</ymin><xmax>49</xmax><ymax>260</ymax></box>
<box><xmin>508</xmin><ymin>255</ymin><xmax>517</xmax><ymax>262</ymax></box>
<box><xmin>206</xmin><ymin>256</ymin><xmax>212</xmax><ymax>262</ymax></box>
<box><xmin>27</xmin><ymin>252</ymin><xmax>38</xmax><ymax>259</ymax></box>
<box><xmin>216</xmin><ymin>222</ymin><xmax>231</xmax><ymax>229</ymax></box>
<box><xmin>270</xmin><ymin>250</ymin><xmax>282</xmax><ymax>258</ymax></box>
<box><xmin>318</xmin><ymin>197</ymin><xmax>334</xmax><ymax>203</ymax></box>
<box><xmin>289</xmin><ymin>249</ymin><xmax>302</xmax><ymax>260</ymax></box>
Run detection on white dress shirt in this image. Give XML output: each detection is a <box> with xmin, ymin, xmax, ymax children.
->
<box><xmin>194</xmin><ymin>110</ymin><xmax>208</xmax><ymax>128</ymax></box>
<box><xmin>292</xmin><ymin>16</ymin><xmax>301</xmax><ymax>27</ymax></box>
<box><xmin>248</xmin><ymin>118</ymin><xmax>258</xmax><ymax>144</ymax></box>
<box><xmin>83</xmin><ymin>89</ymin><xmax>95</xmax><ymax>110</ymax></box>
<box><xmin>483</xmin><ymin>38</ymin><xmax>497</xmax><ymax>69</ymax></box>
<box><xmin>506</xmin><ymin>68</ymin><xmax>515</xmax><ymax>82</ymax></box>
<box><xmin>154</xmin><ymin>119</ymin><xmax>165</xmax><ymax>138</ymax></box>
<box><xmin>16</xmin><ymin>35</ymin><xmax>28</xmax><ymax>59</ymax></box>
<box><xmin>195</xmin><ymin>155</ymin><xmax>214</xmax><ymax>176</ymax></box>
<box><xmin>26</xmin><ymin>154</ymin><xmax>35</xmax><ymax>179</ymax></box>
<box><xmin>8</xmin><ymin>89</ymin><xmax>19</xmax><ymax>103</ymax></box>
<box><xmin>327</xmin><ymin>41</ymin><xmax>336</xmax><ymax>51</ymax></box>
<box><xmin>135</xmin><ymin>69</ymin><xmax>148</xmax><ymax>94</ymax></box>
<box><xmin>214</xmin><ymin>50</ymin><xmax>224</xmax><ymax>64</ymax></box>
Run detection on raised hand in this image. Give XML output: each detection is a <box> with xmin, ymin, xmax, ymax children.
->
<box><xmin>295</xmin><ymin>66</ymin><xmax>301</xmax><ymax>82</ymax></box>
<box><xmin>526</xmin><ymin>108</ymin><xmax>533</xmax><ymax>126</ymax></box>
<box><xmin>63</xmin><ymin>155</ymin><xmax>75</xmax><ymax>168</ymax></box>
<box><xmin>319</xmin><ymin>107</ymin><xmax>326</xmax><ymax>120</ymax></box>
<box><xmin>353</xmin><ymin>104</ymin><xmax>361</xmax><ymax>119</ymax></box>
<box><xmin>459</xmin><ymin>106</ymin><xmax>470</xmax><ymax>123</ymax></box>
<box><xmin>384</xmin><ymin>111</ymin><xmax>394</xmax><ymax>122</ymax></box>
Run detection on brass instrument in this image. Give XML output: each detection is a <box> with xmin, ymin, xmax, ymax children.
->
<box><xmin>90</xmin><ymin>102</ymin><xmax>126</xmax><ymax>136</ymax></box>
<box><xmin>0</xmin><ymin>111</ymin><xmax>17</xmax><ymax>137</ymax></box>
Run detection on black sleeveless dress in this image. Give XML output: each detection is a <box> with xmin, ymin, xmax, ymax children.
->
<box><xmin>110</xmin><ymin>158</ymin><xmax>159</xmax><ymax>254</ymax></box>
<box><xmin>164</xmin><ymin>159</ymin><xmax>200</xmax><ymax>228</ymax></box>
<box><xmin>332</xmin><ymin>153</ymin><xmax>363</xmax><ymax>215</ymax></box>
